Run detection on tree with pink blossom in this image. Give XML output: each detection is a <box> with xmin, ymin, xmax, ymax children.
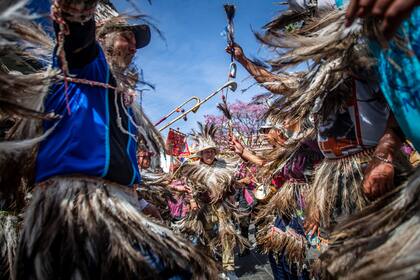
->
<box><xmin>204</xmin><ymin>100</ymin><xmax>267</xmax><ymax>150</ymax></box>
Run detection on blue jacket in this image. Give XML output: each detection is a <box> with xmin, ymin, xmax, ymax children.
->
<box><xmin>36</xmin><ymin>46</ymin><xmax>141</xmax><ymax>186</ymax></box>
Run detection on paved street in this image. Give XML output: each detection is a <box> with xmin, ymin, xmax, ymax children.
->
<box><xmin>236</xmin><ymin>249</ymin><xmax>273</xmax><ymax>280</ymax></box>
<box><xmin>234</xmin><ymin>224</ymin><xmax>273</xmax><ymax>280</ymax></box>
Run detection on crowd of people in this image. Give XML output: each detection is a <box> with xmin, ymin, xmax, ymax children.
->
<box><xmin>0</xmin><ymin>0</ymin><xmax>419</xmax><ymax>279</ymax></box>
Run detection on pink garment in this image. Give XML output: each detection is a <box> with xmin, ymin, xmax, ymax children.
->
<box><xmin>167</xmin><ymin>194</ymin><xmax>189</xmax><ymax>219</ymax></box>
<box><xmin>168</xmin><ymin>180</ymin><xmax>190</xmax><ymax>219</ymax></box>
<box><xmin>243</xmin><ymin>188</ymin><xmax>254</xmax><ymax>206</ymax></box>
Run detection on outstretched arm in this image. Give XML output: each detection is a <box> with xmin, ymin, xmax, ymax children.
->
<box><xmin>226</xmin><ymin>43</ymin><xmax>291</xmax><ymax>94</ymax></box>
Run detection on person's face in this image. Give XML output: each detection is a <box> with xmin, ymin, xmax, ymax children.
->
<box><xmin>137</xmin><ymin>152</ymin><xmax>151</xmax><ymax>169</ymax></box>
<box><xmin>110</xmin><ymin>31</ymin><xmax>137</xmax><ymax>69</ymax></box>
<box><xmin>264</xmin><ymin>128</ymin><xmax>285</xmax><ymax>147</ymax></box>
<box><xmin>200</xmin><ymin>148</ymin><xmax>216</xmax><ymax>165</ymax></box>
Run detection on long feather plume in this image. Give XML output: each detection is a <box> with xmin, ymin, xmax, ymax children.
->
<box><xmin>224</xmin><ymin>4</ymin><xmax>235</xmax><ymax>52</ymax></box>
<box><xmin>217</xmin><ymin>102</ymin><xmax>232</xmax><ymax>121</ymax></box>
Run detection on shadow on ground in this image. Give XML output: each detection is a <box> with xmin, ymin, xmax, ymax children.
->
<box><xmin>235</xmin><ymin>248</ymin><xmax>273</xmax><ymax>280</ymax></box>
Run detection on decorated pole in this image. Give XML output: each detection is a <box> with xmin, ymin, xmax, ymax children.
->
<box><xmin>224</xmin><ymin>4</ymin><xmax>237</xmax><ymax>79</ymax></box>
<box><xmin>219</xmin><ymin>4</ymin><xmax>236</xmax><ymax>134</ymax></box>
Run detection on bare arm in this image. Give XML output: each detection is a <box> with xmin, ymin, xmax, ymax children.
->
<box><xmin>226</xmin><ymin>43</ymin><xmax>291</xmax><ymax>94</ymax></box>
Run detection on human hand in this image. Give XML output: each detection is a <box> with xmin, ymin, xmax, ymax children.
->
<box><xmin>237</xmin><ymin>177</ymin><xmax>252</xmax><ymax>186</ymax></box>
<box><xmin>176</xmin><ymin>184</ymin><xmax>192</xmax><ymax>194</ymax></box>
<box><xmin>304</xmin><ymin>209</ymin><xmax>320</xmax><ymax>238</ymax></box>
<box><xmin>190</xmin><ymin>199</ymin><xmax>199</xmax><ymax>211</ymax></box>
<box><xmin>228</xmin><ymin>133</ymin><xmax>245</xmax><ymax>156</ymax></box>
<box><xmin>363</xmin><ymin>156</ymin><xmax>395</xmax><ymax>200</ymax></box>
<box><xmin>53</xmin><ymin>0</ymin><xmax>98</xmax><ymax>23</ymax></box>
<box><xmin>142</xmin><ymin>203</ymin><xmax>162</xmax><ymax>220</ymax></box>
<box><xmin>346</xmin><ymin>0</ymin><xmax>420</xmax><ymax>40</ymax></box>
<box><xmin>225</xmin><ymin>43</ymin><xmax>245</xmax><ymax>60</ymax></box>
<box><xmin>304</xmin><ymin>219</ymin><xmax>319</xmax><ymax>239</ymax></box>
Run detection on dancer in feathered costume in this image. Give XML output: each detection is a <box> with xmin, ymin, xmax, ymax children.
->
<box><xmin>229</xmin><ymin>118</ymin><xmax>322</xmax><ymax>279</ymax></box>
<box><xmin>311</xmin><ymin>1</ymin><xmax>420</xmax><ymax>279</ymax></box>
<box><xmin>135</xmin><ymin>142</ymin><xmax>175</xmax><ymax>222</ymax></box>
<box><xmin>227</xmin><ymin>0</ymin><xmax>413</xmax><ymax>233</ymax></box>
<box><xmin>176</xmin><ymin>122</ymin><xmax>247</xmax><ymax>279</ymax></box>
<box><xmin>0</xmin><ymin>1</ymin><xmax>218</xmax><ymax>279</ymax></box>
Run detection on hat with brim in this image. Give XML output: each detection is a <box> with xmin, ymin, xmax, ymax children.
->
<box><xmin>97</xmin><ymin>22</ymin><xmax>151</xmax><ymax>49</ymax></box>
<box><xmin>128</xmin><ymin>24</ymin><xmax>151</xmax><ymax>49</ymax></box>
<box><xmin>196</xmin><ymin>146</ymin><xmax>219</xmax><ymax>156</ymax></box>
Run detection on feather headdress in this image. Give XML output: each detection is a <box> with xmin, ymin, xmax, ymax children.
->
<box><xmin>181</xmin><ymin>158</ymin><xmax>236</xmax><ymax>204</ymax></box>
<box><xmin>190</xmin><ymin>122</ymin><xmax>218</xmax><ymax>154</ymax></box>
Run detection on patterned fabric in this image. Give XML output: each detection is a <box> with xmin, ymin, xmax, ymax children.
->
<box><xmin>318</xmin><ymin>79</ymin><xmax>389</xmax><ymax>159</ymax></box>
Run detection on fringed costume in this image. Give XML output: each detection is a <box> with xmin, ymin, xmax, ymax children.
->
<box><xmin>0</xmin><ymin>1</ymin><xmax>217</xmax><ymax>279</ymax></box>
<box><xmin>255</xmin><ymin>1</ymin><xmax>413</xmax><ymax>230</ymax></box>
<box><xmin>176</xmin><ymin>123</ymin><xmax>248</xmax><ymax>273</ymax></box>
<box><xmin>317</xmin><ymin>5</ymin><xmax>420</xmax><ymax>279</ymax></box>
<box><xmin>16</xmin><ymin>176</ymin><xmax>217</xmax><ymax>280</ymax></box>
<box><xmin>0</xmin><ymin>2</ymin><xmax>58</xmax><ymax>279</ymax></box>
<box><xmin>322</xmin><ymin>167</ymin><xmax>420</xmax><ymax>279</ymax></box>
<box><xmin>253</xmin><ymin>1</ymin><xmax>419</xmax><ymax>279</ymax></box>
<box><xmin>255</xmin><ymin>138</ymin><xmax>322</xmax><ymax>277</ymax></box>
<box><xmin>137</xmin><ymin>170</ymin><xmax>175</xmax><ymax>222</ymax></box>
<box><xmin>229</xmin><ymin>1</ymin><xmax>416</xmax><ymax>278</ymax></box>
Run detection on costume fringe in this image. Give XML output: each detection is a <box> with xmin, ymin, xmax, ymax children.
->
<box><xmin>256</xmin><ymin>10</ymin><xmax>380</xmax><ymax>138</ymax></box>
<box><xmin>256</xmin><ymin>217</ymin><xmax>306</xmax><ymax>268</ymax></box>
<box><xmin>0</xmin><ymin>212</ymin><xmax>19</xmax><ymax>280</ymax></box>
<box><xmin>208</xmin><ymin>203</ymin><xmax>249</xmax><ymax>255</ymax></box>
<box><xmin>138</xmin><ymin>171</ymin><xmax>176</xmax><ymax>221</ymax></box>
<box><xmin>255</xmin><ymin>182</ymin><xmax>308</xmax><ymax>268</ymax></box>
<box><xmin>306</xmin><ymin>149</ymin><xmax>412</xmax><ymax>228</ymax></box>
<box><xmin>190</xmin><ymin>122</ymin><xmax>219</xmax><ymax>154</ymax></box>
<box><xmin>322</xmin><ymin>167</ymin><xmax>420</xmax><ymax>280</ymax></box>
<box><xmin>131</xmin><ymin>104</ymin><xmax>166</xmax><ymax>168</ymax></box>
<box><xmin>175</xmin><ymin>201</ymin><xmax>249</xmax><ymax>256</ymax></box>
<box><xmin>173</xmin><ymin>206</ymin><xmax>208</xmax><ymax>242</ymax></box>
<box><xmin>0</xmin><ymin>2</ymin><xmax>59</xmax><ymax>207</ymax></box>
<box><xmin>256</xmin><ymin>181</ymin><xmax>308</xmax><ymax>223</ymax></box>
<box><xmin>306</xmin><ymin>151</ymin><xmax>371</xmax><ymax>228</ymax></box>
<box><xmin>16</xmin><ymin>176</ymin><xmax>218</xmax><ymax>280</ymax></box>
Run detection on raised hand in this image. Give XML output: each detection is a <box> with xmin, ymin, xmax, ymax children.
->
<box><xmin>346</xmin><ymin>0</ymin><xmax>420</xmax><ymax>40</ymax></box>
<box><xmin>228</xmin><ymin>132</ymin><xmax>245</xmax><ymax>156</ymax></box>
<box><xmin>53</xmin><ymin>0</ymin><xmax>99</xmax><ymax>22</ymax></box>
<box><xmin>225</xmin><ymin>43</ymin><xmax>245</xmax><ymax>61</ymax></box>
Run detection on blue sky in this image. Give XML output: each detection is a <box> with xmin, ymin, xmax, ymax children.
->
<box><xmin>26</xmin><ymin>0</ymin><xmax>286</xmax><ymax>137</ymax></box>
<box><xmin>114</xmin><ymin>0</ymin><xmax>285</xmax><ymax>137</ymax></box>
